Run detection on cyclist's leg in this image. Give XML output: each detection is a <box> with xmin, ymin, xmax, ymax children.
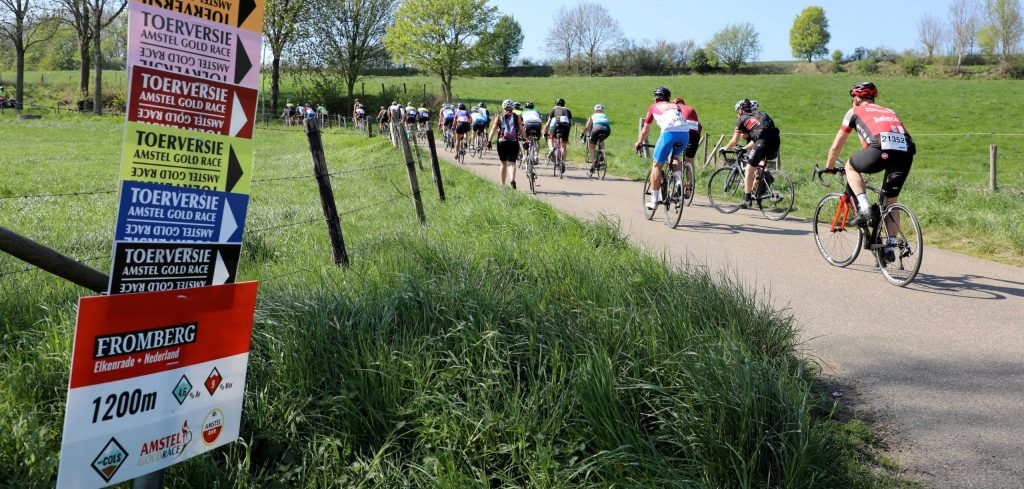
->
<box><xmin>848</xmin><ymin>147</ymin><xmax>888</xmax><ymax>210</ymax></box>
<box><xmin>879</xmin><ymin>153</ymin><xmax>913</xmax><ymax>235</ymax></box>
<box><xmin>648</xmin><ymin>131</ymin><xmax>679</xmax><ymax>206</ymax></box>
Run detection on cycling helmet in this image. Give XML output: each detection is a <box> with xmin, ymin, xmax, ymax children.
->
<box><xmin>457</xmin><ymin>103</ymin><xmax>466</xmax><ymax>110</ymax></box>
<box><xmin>594</xmin><ymin>104</ymin><xmax>604</xmax><ymax>112</ymax></box>
<box><xmin>555</xmin><ymin>98</ymin><xmax>565</xmax><ymax>106</ymax></box>
<box><xmin>525</xmin><ymin>101</ymin><xmax>534</xmax><ymax>109</ymax></box>
<box><xmin>514</xmin><ymin>101</ymin><xmax>522</xmax><ymax>109</ymax></box>
<box><xmin>502</xmin><ymin>99</ymin><xmax>514</xmax><ymax>110</ymax></box>
<box><xmin>750</xmin><ymin>100</ymin><xmax>759</xmax><ymax>110</ymax></box>
<box><xmin>480</xmin><ymin>102</ymin><xmax>487</xmax><ymax>108</ymax></box>
<box><xmin>850</xmin><ymin>82</ymin><xmax>878</xmax><ymax>99</ymax></box>
<box><xmin>734</xmin><ymin>99</ymin><xmax>753</xmax><ymax>112</ymax></box>
<box><xmin>653</xmin><ymin>86</ymin><xmax>671</xmax><ymax>101</ymax></box>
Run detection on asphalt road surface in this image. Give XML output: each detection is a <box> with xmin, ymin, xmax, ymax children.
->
<box><xmin>438</xmin><ymin>146</ymin><xmax>1024</xmax><ymax>489</ymax></box>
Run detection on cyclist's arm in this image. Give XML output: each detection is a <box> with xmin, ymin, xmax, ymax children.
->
<box><xmin>584</xmin><ymin>118</ymin><xmax>593</xmax><ymax>133</ymax></box>
<box><xmin>826</xmin><ymin>129</ymin><xmax>851</xmax><ymax>170</ymax></box>
<box><xmin>636</xmin><ymin>121</ymin><xmax>652</xmax><ymax>148</ymax></box>
<box><xmin>487</xmin><ymin>117</ymin><xmax>500</xmax><ymax>143</ymax></box>
<box><xmin>723</xmin><ymin>131</ymin><xmax>743</xmax><ymax>151</ymax></box>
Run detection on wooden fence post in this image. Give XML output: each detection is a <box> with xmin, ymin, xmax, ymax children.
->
<box><xmin>704</xmin><ymin>134</ymin><xmax>726</xmax><ymax>168</ymax></box>
<box><xmin>397</xmin><ymin>123</ymin><xmax>427</xmax><ymax>225</ymax></box>
<box><xmin>425</xmin><ymin>128</ymin><xmax>446</xmax><ymax>201</ymax></box>
<box><xmin>304</xmin><ymin>118</ymin><xmax>350</xmax><ymax>266</ymax></box>
<box><xmin>990</xmin><ymin>144</ymin><xmax>998</xmax><ymax>192</ymax></box>
<box><xmin>0</xmin><ymin>226</ymin><xmax>109</xmax><ymax>292</ymax></box>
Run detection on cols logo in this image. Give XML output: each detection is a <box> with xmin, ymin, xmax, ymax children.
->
<box><xmin>91</xmin><ymin>437</ymin><xmax>128</xmax><ymax>482</ymax></box>
<box><xmin>138</xmin><ymin>420</ymin><xmax>193</xmax><ymax>466</ymax></box>
<box><xmin>202</xmin><ymin>408</ymin><xmax>225</xmax><ymax>445</ymax></box>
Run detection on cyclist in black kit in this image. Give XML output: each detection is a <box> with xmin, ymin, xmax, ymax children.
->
<box><xmin>722</xmin><ymin>99</ymin><xmax>781</xmax><ymax>209</ymax></box>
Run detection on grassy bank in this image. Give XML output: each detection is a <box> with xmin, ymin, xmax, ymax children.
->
<box><xmin>0</xmin><ymin>119</ymin><xmax>911</xmax><ymax>487</ymax></box>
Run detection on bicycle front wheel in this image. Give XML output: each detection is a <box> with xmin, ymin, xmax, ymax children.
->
<box><xmin>759</xmin><ymin>171</ymin><xmax>795</xmax><ymax>221</ymax></box>
<box><xmin>707</xmin><ymin>166</ymin><xmax>743</xmax><ymax>214</ymax></box>
<box><xmin>642</xmin><ymin>170</ymin><xmax>656</xmax><ymax>220</ymax></box>
<box><xmin>876</xmin><ymin>203</ymin><xmax>923</xmax><ymax>287</ymax></box>
<box><xmin>597</xmin><ymin>152</ymin><xmax>608</xmax><ymax>180</ymax></box>
<box><xmin>813</xmin><ymin>193</ymin><xmax>864</xmax><ymax>267</ymax></box>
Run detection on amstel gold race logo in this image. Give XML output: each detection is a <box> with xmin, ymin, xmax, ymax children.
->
<box><xmin>202</xmin><ymin>408</ymin><xmax>225</xmax><ymax>445</ymax></box>
<box><xmin>138</xmin><ymin>420</ymin><xmax>193</xmax><ymax>466</ymax></box>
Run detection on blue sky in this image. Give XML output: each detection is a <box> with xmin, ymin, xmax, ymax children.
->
<box><xmin>491</xmin><ymin>0</ymin><xmax>944</xmax><ymax>62</ymax></box>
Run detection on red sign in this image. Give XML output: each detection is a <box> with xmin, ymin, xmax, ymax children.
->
<box><xmin>69</xmin><ymin>281</ymin><xmax>258</xmax><ymax>389</ymax></box>
<box><xmin>127</xmin><ymin>66</ymin><xmax>258</xmax><ymax>138</ymax></box>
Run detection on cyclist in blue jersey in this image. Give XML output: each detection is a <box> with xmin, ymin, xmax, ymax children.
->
<box><xmin>584</xmin><ymin>104</ymin><xmax>611</xmax><ymax>166</ymax></box>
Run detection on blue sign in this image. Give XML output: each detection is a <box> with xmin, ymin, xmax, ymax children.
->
<box><xmin>114</xmin><ymin>181</ymin><xmax>248</xmax><ymax>243</ymax></box>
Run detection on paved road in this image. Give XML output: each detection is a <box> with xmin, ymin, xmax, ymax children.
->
<box><xmin>440</xmin><ymin>149</ymin><xmax>1024</xmax><ymax>488</ymax></box>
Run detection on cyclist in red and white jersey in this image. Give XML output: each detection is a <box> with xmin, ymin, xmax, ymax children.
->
<box><xmin>723</xmin><ymin>98</ymin><xmax>781</xmax><ymax>209</ymax></box>
<box><xmin>826</xmin><ymin>82</ymin><xmax>916</xmax><ymax>226</ymax></box>
<box><xmin>672</xmin><ymin>97</ymin><xmax>703</xmax><ymax>167</ymax></box>
<box><xmin>635</xmin><ymin>86</ymin><xmax>695</xmax><ymax>210</ymax></box>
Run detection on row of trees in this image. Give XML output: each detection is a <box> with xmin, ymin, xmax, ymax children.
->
<box><xmin>0</xmin><ymin>0</ymin><xmax>124</xmax><ymax>110</ymax></box>
<box><xmin>918</xmin><ymin>0</ymin><xmax>1023</xmax><ymax>70</ymax></box>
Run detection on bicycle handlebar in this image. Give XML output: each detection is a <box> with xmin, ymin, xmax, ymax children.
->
<box><xmin>812</xmin><ymin>160</ymin><xmax>845</xmax><ymax>188</ymax></box>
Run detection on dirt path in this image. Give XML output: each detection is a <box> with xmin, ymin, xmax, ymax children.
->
<box><xmin>439</xmin><ymin>148</ymin><xmax>1024</xmax><ymax>488</ymax></box>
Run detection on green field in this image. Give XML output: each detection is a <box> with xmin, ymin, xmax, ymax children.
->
<box><xmin>0</xmin><ymin>118</ymin><xmax>915</xmax><ymax>487</ymax></box>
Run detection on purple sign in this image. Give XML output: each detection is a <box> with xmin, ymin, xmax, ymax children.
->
<box><xmin>128</xmin><ymin>2</ymin><xmax>261</xmax><ymax>90</ymax></box>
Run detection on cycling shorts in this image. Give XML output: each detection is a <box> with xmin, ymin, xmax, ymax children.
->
<box><xmin>443</xmin><ymin>119</ymin><xmax>453</xmax><ymax>129</ymax></box>
<box><xmin>496</xmin><ymin>140</ymin><xmax>520</xmax><ymax>162</ymax></box>
<box><xmin>746</xmin><ymin>129</ymin><xmax>780</xmax><ymax>167</ymax></box>
<box><xmin>684</xmin><ymin>133</ymin><xmax>700</xmax><ymax>159</ymax></box>
<box><xmin>652</xmin><ymin>130</ymin><xmax>690</xmax><ymax>165</ymax></box>
<box><xmin>418</xmin><ymin>115</ymin><xmax>430</xmax><ymax>123</ymax></box>
<box><xmin>589</xmin><ymin>126</ymin><xmax>610</xmax><ymax>144</ymax></box>
<box><xmin>850</xmin><ymin>147</ymin><xmax>914</xmax><ymax>198</ymax></box>
<box><xmin>472</xmin><ymin>122</ymin><xmax>487</xmax><ymax>133</ymax></box>
<box><xmin>553</xmin><ymin>123</ymin><xmax>571</xmax><ymax>142</ymax></box>
<box><xmin>524</xmin><ymin>122</ymin><xmax>542</xmax><ymax>138</ymax></box>
<box><xmin>455</xmin><ymin>122</ymin><xmax>471</xmax><ymax>135</ymax></box>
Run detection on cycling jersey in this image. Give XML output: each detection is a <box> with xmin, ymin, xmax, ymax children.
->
<box><xmin>840</xmin><ymin>103</ymin><xmax>916</xmax><ymax>154</ymax></box>
<box><xmin>471</xmin><ymin>111</ymin><xmax>487</xmax><ymax>124</ymax></box>
<box><xmin>522</xmin><ymin>109</ymin><xmax>542</xmax><ymax>125</ymax></box>
<box><xmin>497</xmin><ymin>112</ymin><xmax>522</xmax><ymax>140</ymax></box>
<box><xmin>735</xmin><ymin>110</ymin><xmax>776</xmax><ymax>141</ymax></box>
<box><xmin>479</xmin><ymin>108</ymin><xmax>489</xmax><ymax>122</ymax></box>
<box><xmin>645</xmin><ymin>102</ymin><xmax>697</xmax><ymax>133</ymax></box>
<box><xmin>455</xmin><ymin>110</ymin><xmax>471</xmax><ymax>123</ymax></box>
<box><xmin>590</xmin><ymin>113</ymin><xmax>610</xmax><ymax>127</ymax></box>
<box><xmin>549</xmin><ymin>107</ymin><xmax>572</xmax><ymax>126</ymax></box>
<box><xmin>442</xmin><ymin>108</ymin><xmax>455</xmax><ymax>121</ymax></box>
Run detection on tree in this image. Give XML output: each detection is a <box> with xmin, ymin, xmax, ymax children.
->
<box><xmin>575</xmin><ymin>2</ymin><xmax>621</xmax><ymax>76</ymax></box>
<box><xmin>299</xmin><ymin>0</ymin><xmax>394</xmax><ymax>104</ymax></box>
<box><xmin>917</xmin><ymin>13</ymin><xmax>946</xmax><ymax>60</ymax></box>
<box><xmin>55</xmin><ymin>0</ymin><xmax>122</xmax><ymax>98</ymax></box>
<box><xmin>983</xmin><ymin>0</ymin><xmax>1023</xmax><ymax>64</ymax></box>
<box><xmin>790</xmin><ymin>6</ymin><xmax>830</xmax><ymax>62</ymax></box>
<box><xmin>87</xmin><ymin>0</ymin><xmax>125</xmax><ymax>113</ymax></box>
<box><xmin>707</xmin><ymin>23</ymin><xmax>760</xmax><ymax>73</ymax></box>
<box><xmin>264</xmin><ymin>0</ymin><xmax>305</xmax><ymax>115</ymax></box>
<box><xmin>0</xmin><ymin>0</ymin><xmax>58</xmax><ymax>105</ymax></box>
<box><xmin>978</xmin><ymin>22</ymin><xmax>998</xmax><ymax>54</ymax></box>
<box><xmin>691</xmin><ymin>47</ymin><xmax>712</xmax><ymax>73</ymax></box>
<box><xmin>383</xmin><ymin>0</ymin><xmax>496</xmax><ymax>102</ymax></box>
<box><xmin>545</xmin><ymin>5</ymin><xmax>580</xmax><ymax>69</ymax></box>
<box><xmin>950</xmin><ymin>0</ymin><xmax>980</xmax><ymax>71</ymax></box>
<box><xmin>481</xmin><ymin>15</ymin><xmax>523</xmax><ymax>72</ymax></box>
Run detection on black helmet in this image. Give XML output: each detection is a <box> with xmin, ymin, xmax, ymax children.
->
<box><xmin>514</xmin><ymin>101</ymin><xmax>522</xmax><ymax>109</ymax></box>
<box><xmin>555</xmin><ymin>98</ymin><xmax>565</xmax><ymax>106</ymax></box>
<box><xmin>480</xmin><ymin>102</ymin><xmax>487</xmax><ymax>108</ymax></box>
<box><xmin>653</xmin><ymin>86</ymin><xmax>671</xmax><ymax>101</ymax></box>
<box><xmin>850</xmin><ymin>82</ymin><xmax>878</xmax><ymax>99</ymax></box>
<box><xmin>734</xmin><ymin>99</ymin><xmax>753</xmax><ymax>112</ymax></box>
<box><xmin>525</xmin><ymin>101</ymin><xmax>534</xmax><ymax>109</ymax></box>
<box><xmin>457</xmin><ymin>103</ymin><xmax>466</xmax><ymax>110</ymax></box>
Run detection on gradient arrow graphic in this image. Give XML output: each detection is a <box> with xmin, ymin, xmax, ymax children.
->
<box><xmin>226</xmin><ymin>146</ymin><xmax>244</xmax><ymax>192</ymax></box>
<box><xmin>229</xmin><ymin>93</ymin><xmax>248</xmax><ymax>137</ymax></box>
<box><xmin>234</xmin><ymin>35</ymin><xmax>253</xmax><ymax>85</ymax></box>
<box><xmin>218</xmin><ymin>200</ymin><xmax>239</xmax><ymax>242</ymax></box>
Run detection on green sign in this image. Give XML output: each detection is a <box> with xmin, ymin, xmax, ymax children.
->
<box><xmin>121</xmin><ymin>122</ymin><xmax>253</xmax><ymax>194</ymax></box>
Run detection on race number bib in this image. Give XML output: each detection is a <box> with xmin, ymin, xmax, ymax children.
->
<box><xmin>880</xmin><ymin>132</ymin><xmax>908</xmax><ymax>152</ymax></box>
<box><xmin>558</xmin><ymin>115</ymin><xmax>570</xmax><ymax>124</ymax></box>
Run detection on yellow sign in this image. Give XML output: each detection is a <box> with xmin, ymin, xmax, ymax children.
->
<box><xmin>132</xmin><ymin>0</ymin><xmax>264</xmax><ymax>33</ymax></box>
<box><xmin>121</xmin><ymin>122</ymin><xmax>253</xmax><ymax>194</ymax></box>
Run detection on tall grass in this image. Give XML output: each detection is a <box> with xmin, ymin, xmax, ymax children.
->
<box><xmin>0</xmin><ymin>124</ymin><xmax>910</xmax><ymax>487</ymax></box>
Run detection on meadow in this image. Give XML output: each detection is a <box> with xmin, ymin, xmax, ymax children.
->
<box><xmin>0</xmin><ymin>117</ymin><xmax>915</xmax><ymax>487</ymax></box>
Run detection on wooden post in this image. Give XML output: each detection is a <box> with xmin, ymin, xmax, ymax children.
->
<box><xmin>303</xmin><ymin>118</ymin><xmax>350</xmax><ymax>266</ymax></box>
<box><xmin>425</xmin><ymin>128</ymin><xmax>446</xmax><ymax>201</ymax></box>
<box><xmin>397</xmin><ymin>124</ymin><xmax>427</xmax><ymax>225</ymax></box>
<box><xmin>0</xmin><ymin>226</ymin><xmax>108</xmax><ymax>292</ymax></box>
<box><xmin>702</xmin><ymin>133</ymin><xmax>709</xmax><ymax>164</ymax></box>
<box><xmin>704</xmin><ymin>134</ymin><xmax>726</xmax><ymax>168</ymax></box>
<box><xmin>403</xmin><ymin>83</ymin><xmax>407</xmax><ymax>94</ymax></box>
<box><xmin>367</xmin><ymin>116</ymin><xmax>374</xmax><ymax>138</ymax></box>
<box><xmin>381</xmin><ymin>83</ymin><xmax>385</xmax><ymax>96</ymax></box>
<box><xmin>990</xmin><ymin>144</ymin><xmax>998</xmax><ymax>192</ymax></box>
<box><xmin>410</xmin><ymin>128</ymin><xmax>424</xmax><ymax>171</ymax></box>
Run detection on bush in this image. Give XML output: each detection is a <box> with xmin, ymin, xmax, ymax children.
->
<box><xmin>851</xmin><ymin>59</ymin><xmax>879</xmax><ymax>75</ymax></box>
<box><xmin>1005</xmin><ymin>60</ymin><xmax>1024</xmax><ymax>80</ymax></box>
<box><xmin>901</xmin><ymin>57</ymin><xmax>925</xmax><ymax>76</ymax></box>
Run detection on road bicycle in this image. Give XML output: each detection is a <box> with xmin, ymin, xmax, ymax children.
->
<box><xmin>812</xmin><ymin>163</ymin><xmax>923</xmax><ymax>287</ymax></box>
<box><xmin>471</xmin><ymin>131</ymin><xmax>486</xmax><ymax>158</ymax></box>
<box><xmin>548</xmin><ymin>144</ymin><xmax>566</xmax><ymax>178</ymax></box>
<box><xmin>524</xmin><ymin>135</ymin><xmax>540</xmax><ymax>194</ymax></box>
<box><xmin>638</xmin><ymin>143</ymin><xmax>691</xmax><ymax>228</ymax></box>
<box><xmin>636</xmin><ymin>140</ymin><xmax>694</xmax><ymax>206</ymax></box>
<box><xmin>707</xmin><ymin>149</ymin><xmax>794</xmax><ymax>220</ymax></box>
<box><xmin>586</xmin><ymin>136</ymin><xmax>608</xmax><ymax>180</ymax></box>
<box><xmin>443</xmin><ymin>126</ymin><xmax>455</xmax><ymax>152</ymax></box>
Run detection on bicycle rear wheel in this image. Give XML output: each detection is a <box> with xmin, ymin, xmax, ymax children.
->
<box><xmin>683</xmin><ymin>162</ymin><xmax>695</xmax><ymax>207</ymax></box>
<box><xmin>813</xmin><ymin>193</ymin><xmax>864</xmax><ymax>267</ymax></box>
<box><xmin>665</xmin><ymin>171</ymin><xmax>685</xmax><ymax>228</ymax></box>
<box><xmin>707</xmin><ymin>166</ymin><xmax>743</xmax><ymax>214</ymax></box>
<box><xmin>597</xmin><ymin>151</ymin><xmax>608</xmax><ymax>180</ymax></box>
<box><xmin>758</xmin><ymin>171</ymin><xmax>795</xmax><ymax>221</ymax></box>
<box><xmin>876</xmin><ymin>204</ymin><xmax>923</xmax><ymax>287</ymax></box>
<box><xmin>642</xmin><ymin>170</ymin><xmax>656</xmax><ymax>220</ymax></box>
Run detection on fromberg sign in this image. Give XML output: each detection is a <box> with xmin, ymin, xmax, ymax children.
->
<box><xmin>114</xmin><ymin>181</ymin><xmax>248</xmax><ymax>243</ymax></box>
<box><xmin>56</xmin><ymin>282</ymin><xmax>257</xmax><ymax>488</ymax></box>
<box><xmin>128</xmin><ymin>2</ymin><xmax>261</xmax><ymax>89</ymax></box>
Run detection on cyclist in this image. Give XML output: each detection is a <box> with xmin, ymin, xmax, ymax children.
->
<box><xmin>470</xmin><ymin>106</ymin><xmax>488</xmax><ymax>150</ymax></box>
<box><xmin>403</xmin><ymin>102</ymin><xmax>417</xmax><ymax>131</ymax></box>
<box><xmin>488</xmin><ymin>99</ymin><xmax>527</xmax><ymax>188</ymax></box>
<box><xmin>512</xmin><ymin>101</ymin><xmax>523</xmax><ymax>117</ymax></box>
<box><xmin>671</xmin><ymin>97</ymin><xmax>703</xmax><ymax>168</ymax></box>
<box><xmin>352</xmin><ymin>99</ymin><xmax>362</xmax><ymax>120</ymax></box>
<box><xmin>635</xmin><ymin>87</ymin><xmax>693</xmax><ymax>210</ymax></box>
<box><xmin>825</xmin><ymin>82</ymin><xmax>916</xmax><ymax>240</ymax></box>
<box><xmin>377</xmin><ymin>106</ymin><xmax>389</xmax><ymax>132</ymax></box>
<box><xmin>0</xmin><ymin>85</ymin><xmax>7</xmax><ymax>99</ymax></box>
<box><xmin>417</xmin><ymin>102</ymin><xmax>430</xmax><ymax>131</ymax></box>
<box><xmin>583</xmin><ymin>104</ymin><xmax>611</xmax><ymax>167</ymax></box>
<box><xmin>546</xmin><ymin>98</ymin><xmax>573</xmax><ymax>164</ymax></box>
<box><xmin>438</xmin><ymin>103</ymin><xmax>455</xmax><ymax>136</ymax></box>
<box><xmin>453</xmin><ymin>103</ymin><xmax>472</xmax><ymax>155</ymax></box>
<box><xmin>521</xmin><ymin>101</ymin><xmax>543</xmax><ymax>156</ymax></box>
<box><xmin>478</xmin><ymin>102</ymin><xmax>490</xmax><ymax>126</ymax></box>
<box><xmin>722</xmin><ymin>98</ymin><xmax>780</xmax><ymax>209</ymax></box>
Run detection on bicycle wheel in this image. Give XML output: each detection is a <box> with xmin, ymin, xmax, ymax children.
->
<box><xmin>528</xmin><ymin>161</ymin><xmax>537</xmax><ymax>194</ymax></box>
<box><xmin>597</xmin><ymin>152</ymin><xmax>608</xmax><ymax>180</ymax></box>
<box><xmin>665</xmin><ymin>171</ymin><xmax>685</xmax><ymax>228</ymax></box>
<box><xmin>707</xmin><ymin>166</ymin><xmax>743</xmax><ymax>214</ymax></box>
<box><xmin>641</xmin><ymin>170</ymin><xmax>656</xmax><ymax>220</ymax></box>
<box><xmin>876</xmin><ymin>203</ymin><xmax>923</xmax><ymax>287</ymax></box>
<box><xmin>813</xmin><ymin>193</ymin><xmax>864</xmax><ymax>267</ymax></box>
<box><xmin>758</xmin><ymin>171</ymin><xmax>795</xmax><ymax>221</ymax></box>
<box><xmin>683</xmin><ymin>162</ymin><xmax>695</xmax><ymax>207</ymax></box>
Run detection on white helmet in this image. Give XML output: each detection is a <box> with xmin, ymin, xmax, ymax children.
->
<box><xmin>594</xmin><ymin>104</ymin><xmax>604</xmax><ymax>112</ymax></box>
<box><xmin>751</xmin><ymin>100</ymin><xmax>759</xmax><ymax>110</ymax></box>
<box><xmin>502</xmin><ymin>99</ymin><xmax>514</xmax><ymax>110</ymax></box>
